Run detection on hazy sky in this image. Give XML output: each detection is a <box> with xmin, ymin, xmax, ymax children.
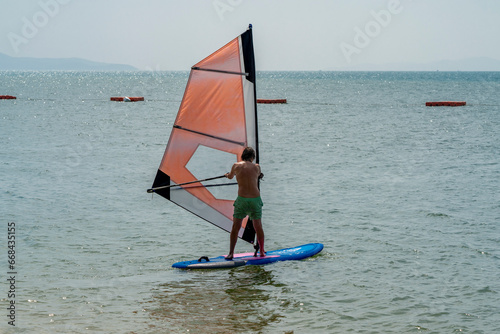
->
<box><xmin>1</xmin><ymin>0</ymin><xmax>499</xmax><ymax>70</ymax></box>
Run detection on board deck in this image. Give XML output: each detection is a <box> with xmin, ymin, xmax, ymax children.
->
<box><xmin>172</xmin><ymin>243</ymin><xmax>324</xmax><ymax>269</ymax></box>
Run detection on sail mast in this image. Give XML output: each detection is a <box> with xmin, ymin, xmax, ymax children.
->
<box><xmin>242</xmin><ymin>24</ymin><xmax>258</xmax><ymax>164</ymax></box>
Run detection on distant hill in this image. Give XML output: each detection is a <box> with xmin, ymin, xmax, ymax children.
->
<box><xmin>0</xmin><ymin>53</ymin><xmax>137</xmax><ymax>71</ymax></box>
<box><xmin>328</xmin><ymin>57</ymin><xmax>500</xmax><ymax>71</ymax></box>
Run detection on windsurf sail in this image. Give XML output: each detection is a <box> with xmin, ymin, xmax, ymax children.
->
<box><xmin>149</xmin><ymin>25</ymin><xmax>258</xmax><ymax>244</ymax></box>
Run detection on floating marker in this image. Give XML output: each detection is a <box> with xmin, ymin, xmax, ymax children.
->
<box><xmin>426</xmin><ymin>101</ymin><xmax>466</xmax><ymax>107</ymax></box>
<box><xmin>257</xmin><ymin>99</ymin><xmax>287</xmax><ymax>104</ymax></box>
<box><xmin>110</xmin><ymin>96</ymin><xmax>144</xmax><ymax>102</ymax></box>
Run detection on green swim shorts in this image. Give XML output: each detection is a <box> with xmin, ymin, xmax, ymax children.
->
<box><xmin>233</xmin><ymin>196</ymin><xmax>263</xmax><ymax>220</ymax></box>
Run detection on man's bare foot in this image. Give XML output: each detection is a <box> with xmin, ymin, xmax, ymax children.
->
<box><xmin>224</xmin><ymin>254</ymin><xmax>233</xmax><ymax>260</ymax></box>
<box><xmin>259</xmin><ymin>251</ymin><xmax>266</xmax><ymax>257</ymax></box>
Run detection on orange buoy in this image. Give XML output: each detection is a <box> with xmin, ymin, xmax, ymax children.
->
<box><xmin>426</xmin><ymin>101</ymin><xmax>466</xmax><ymax>107</ymax></box>
<box><xmin>110</xmin><ymin>96</ymin><xmax>144</xmax><ymax>102</ymax></box>
<box><xmin>257</xmin><ymin>99</ymin><xmax>287</xmax><ymax>104</ymax></box>
<box><xmin>0</xmin><ymin>95</ymin><xmax>16</xmax><ymax>99</ymax></box>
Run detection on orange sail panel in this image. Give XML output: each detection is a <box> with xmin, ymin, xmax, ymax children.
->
<box><xmin>151</xmin><ymin>27</ymin><xmax>258</xmax><ymax>244</ymax></box>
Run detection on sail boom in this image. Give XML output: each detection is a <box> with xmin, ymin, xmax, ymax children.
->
<box><xmin>171</xmin><ymin>182</ymin><xmax>237</xmax><ymax>190</ymax></box>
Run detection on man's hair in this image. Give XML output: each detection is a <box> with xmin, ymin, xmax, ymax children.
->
<box><xmin>241</xmin><ymin>147</ymin><xmax>256</xmax><ymax>162</ymax></box>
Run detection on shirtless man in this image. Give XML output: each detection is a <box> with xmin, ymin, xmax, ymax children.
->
<box><xmin>224</xmin><ymin>147</ymin><xmax>265</xmax><ymax>260</ymax></box>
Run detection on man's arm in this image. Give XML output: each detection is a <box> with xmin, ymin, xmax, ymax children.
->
<box><xmin>226</xmin><ymin>163</ymin><xmax>237</xmax><ymax>179</ymax></box>
<box><xmin>257</xmin><ymin>164</ymin><xmax>264</xmax><ymax>180</ymax></box>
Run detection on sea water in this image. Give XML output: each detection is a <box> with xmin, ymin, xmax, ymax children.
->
<box><xmin>1</xmin><ymin>71</ymin><xmax>499</xmax><ymax>333</ymax></box>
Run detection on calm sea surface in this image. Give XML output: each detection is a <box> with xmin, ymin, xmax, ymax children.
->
<box><xmin>1</xmin><ymin>71</ymin><xmax>499</xmax><ymax>333</ymax></box>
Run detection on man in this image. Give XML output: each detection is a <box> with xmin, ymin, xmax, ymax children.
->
<box><xmin>224</xmin><ymin>147</ymin><xmax>265</xmax><ymax>260</ymax></box>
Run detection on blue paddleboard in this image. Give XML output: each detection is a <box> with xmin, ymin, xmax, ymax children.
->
<box><xmin>172</xmin><ymin>243</ymin><xmax>323</xmax><ymax>269</ymax></box>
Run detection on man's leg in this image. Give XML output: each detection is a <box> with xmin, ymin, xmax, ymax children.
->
<box><xmin>252</xmin><ymin>218</ymin><xmax>265</xmax><ymax>256</ymax></box>
<box><xmin>226</xmin><ymin>217</ymin><xmax>243</xmax><ymax>260</ymax></box>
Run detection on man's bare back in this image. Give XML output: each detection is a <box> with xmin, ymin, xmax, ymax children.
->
<box><xmin>226</xmin><ymin>161</ymin><xmax>261</xmax><ymax>198</ymax></box>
